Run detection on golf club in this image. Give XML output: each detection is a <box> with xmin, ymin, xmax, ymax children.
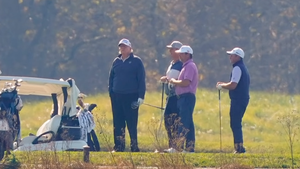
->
<box><xmin>158</xmin><ymin>83</ymin><xmax>165</xmax><ymax>132</ymax></box>
<box><xmin>218</xmin><ymin>89</ymin><xmax>222</xmax><ymax>152</ymax></box>
<box><xmin>131</xmin><ymin>101</ymin><xmax>165</xmax><ymax>110</ymax></box>
<box><xmin>144</xmin><ymin>103</ymin><xmax>165</xmax><ymax>110</ymax></box>
<box><xmin>155</xmin><ymin>82</ymin><xmax>167</xmax><ymax>153</ymax></box>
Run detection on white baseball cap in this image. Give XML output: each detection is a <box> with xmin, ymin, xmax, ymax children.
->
<box><xmin>175</xmin><ymin>45</ymin><xmax>193</xmax><ymax>54</ymax></box>
<box><xmin>166</xmin><ymin>41</ymin><xmax>183</xmax><ymax>49</ymax></box>
<box><xmin>118</xmin><ymin>38</ymin><xmax>132</xmax><ymax>48</ymax></box>
<box><xmin>226</xmin><ymin>47</ymin><xmax>244</xmax><ymax>58</ymax></box>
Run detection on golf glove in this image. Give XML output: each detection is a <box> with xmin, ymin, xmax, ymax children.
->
<box><xmin>216</xmin><ymin>84</ymin><xmax>222</xmax><ymax>90</ymax></box>
<box><xmin>137</xmin><ymin>98</ymin><xmax>144</xmax><ymax>106</ymax></box>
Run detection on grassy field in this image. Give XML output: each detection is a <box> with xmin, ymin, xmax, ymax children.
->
<box><xmin>4</xmin><ymin>151</ymin><xmax>299</xmax><ymax>168</ymax></box>
<box><xmin>10</xmin><ymin>88</ymin><xmax>300</xmax><ymax>168</ymax></box>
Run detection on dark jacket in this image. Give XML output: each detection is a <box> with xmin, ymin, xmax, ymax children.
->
<box><xmin>229</xmin><ymin>60</ymin><xmax>250</xmax><ymax>100</ymax></box>
<box><xmin>108</xmin><ymin>53</ymin><xmax>146</xmax><ymax>99</ymax></box>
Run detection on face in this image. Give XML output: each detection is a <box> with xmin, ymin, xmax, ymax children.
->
<box><xmin>229</xmin><ymin>54</ymin><xmax>241</xmax><ymax>64</ymax></box>
<box><xmin>169</xmin><ymin>48</ymin><xmax>180</xmax><ymax>60</ymax></box>
<box><xmin>119</xmin><ymin>44</ymin><xmax>131</xmax><ymax>55</ymax></box>
<box><xmin>179</xmin><ymin>53</ymin><xmax>189</xmax><ymax>62</ymax></box>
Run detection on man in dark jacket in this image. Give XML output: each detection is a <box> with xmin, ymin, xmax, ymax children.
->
<box><xmin>216</xmin><ymin>47</ymin><xmax>250</xmax><ymax>154</ymax></box>
<box><xmin>108</xmin><ymin>38</ymin><xmax>146</xmax><ymax>152</ymax></box>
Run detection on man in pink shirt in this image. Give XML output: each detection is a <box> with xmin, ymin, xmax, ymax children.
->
<box><xmin>167</xmin><ymin>45</ymin><xmax>199</xmax><ymax>153</ymax></box>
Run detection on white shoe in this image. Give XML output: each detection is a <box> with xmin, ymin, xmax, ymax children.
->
<box><xmin>154</xmin><ymin>149</ymin><xmax>160</xmax><ymax>153</ymax></box>
<box><xmin>163</xmin><ymin>148</ymin><xmax>178</xmax><ymax>153</ymax></box>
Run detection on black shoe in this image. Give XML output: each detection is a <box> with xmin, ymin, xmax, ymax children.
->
<box><xmin>234</xmin><ymin>146</ymin><xmax>246</xmax><ymax>154</ymax></box>
<box><xmin>131</xmin><ymin>147</ymin><xmax>140</xmax><ymax>152</ymax></box>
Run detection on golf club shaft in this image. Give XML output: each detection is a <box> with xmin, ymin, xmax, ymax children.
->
<box><xmin>161</xmin><ymin>83</ymin><xmax>164</xmax><ymax>108</ymax></box>
<box><xmin>143</xmin><ymin>103</ymin><xmax>165</xmax><ymax>110</ymax></box>
<box><xmin>158</xmin><ymin>83</ymin><xmax>165</xmax><ymax>134</ymax></box>
<box><xmin>218</xmin><ymin>90</ymin><xmax>222</xmax><ymax>152</ymax></box>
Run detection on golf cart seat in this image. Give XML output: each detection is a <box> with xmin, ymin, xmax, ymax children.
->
<box><xmin>17</xmin><ymin>115</ymin><xmax>61</xmax><ymax>146</ymax></box>
<box><xmin>54</xmin><ymin>94</ymin><xmax>81</xmax><ymax>141</ymax></box>
<box><xmin>35</xmin><ymin>103</ymin><xmax>81</xmax><ymax>142</ymax></box>
<box><xmin>55</xmin><ymin>115</ymin><xmax>81</xmax><ymax>141</ymax></box>
<box><xmin>36</xmin><ymin>115</ymin><xmax>61</xmax><ymax>136</ymax></box>
<box><xmin>36</xmin><ymin>78</ymin><xmax>82</xmax><ymax>142</ymax></box>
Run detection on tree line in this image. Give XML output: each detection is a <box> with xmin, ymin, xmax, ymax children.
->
<box><xmin>0</xmin><ymin>0</ymin><xmax>299</xmax><ymax>94</ymax></box>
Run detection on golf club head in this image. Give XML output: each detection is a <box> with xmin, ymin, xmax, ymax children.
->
<box><xmin>16</xmin><ymin>79</ymin><xmax>23</xmax><ymax>86</ymax></box>
<box><xmin>131</xmin><ymin>101</ymin><xmax>139</xmax><ymax>109</ymax></box>
<box><xmin>88</xmin><ymin>103</ymin><xmax>97</xmax><ymax>112</ymax></box>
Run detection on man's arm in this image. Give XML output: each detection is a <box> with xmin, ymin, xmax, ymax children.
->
<box><xmin>169</xmin><ymin>79</ymin><xmax>190</xmax><ymax>87</ymax></box>
<box><xmin>108</xmin><ymin>61</ymin><xmax>115</xmax><ymax>96</ymax></box>
<box><xmin>169</xmin><ymin>63</ymin><xmax>193</xmax><ymax>87</ymax></box>
<box><xmin>217</xmin><ymin>81</ymin><xmax>237</xmax><ymax>90</ymax></box>
<box><xmin>216</xmin><ymin>66</ymin><xmax>241</xmax><ymax>90</ymax></box>
<box><xmin>137</xmin><ymin>58</ymin><xmax>146</xmax><ymax>99</ymax></box>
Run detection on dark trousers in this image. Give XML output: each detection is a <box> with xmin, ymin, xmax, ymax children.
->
<box><xmin>110</xmin><ymin>93</ymin><xmax>139</xmax><ymax>152</ymax></box>
<box><xmin>87</xmin><ymin>130</ymin><xmax>101</xmax><ymax>151</ymax></box>
<box><xmin>230</xmin><ymin>99</ymin><xmax>249</xmax><ymax>144</ymax></box>
<box><xmin>164</xmin><ymin>95</ymin><xmax>179</xmax><ymax>148</ymax></box>
<box><xmin>177</xmin><ymin>93</ymin><xmax>196</xmax><ymax>152</ymax></box>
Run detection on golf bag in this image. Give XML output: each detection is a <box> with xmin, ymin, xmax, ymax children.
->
<box><xmin>0</xmin><ymin>80</ymin><xmax>23</xmax><ymax>160</ymax></box>
<box><xmin>77</xmin><ymin>103</ymin><xmax>100</xmax><ymax>151</ymax></box>
<box><xmin>88</xmin><ymin>104</ymin><xmax>100</xmax><ymax>151</ymax></box>
<box><xmin>0</xmin><ymin>81</ymin><xmax>23</xmax><ymax>141</ymax></box>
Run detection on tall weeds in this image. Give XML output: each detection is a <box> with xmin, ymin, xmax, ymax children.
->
<box><xmin>278</xmin><ymin>109</ymin><xmax>299</xmax><ymax>169</ymax></box>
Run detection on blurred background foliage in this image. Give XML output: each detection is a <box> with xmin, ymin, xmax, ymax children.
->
<box><xmin>0</xmin><ymin>0</ymin><xmax>299</xmax><ymax>94</ymax></box>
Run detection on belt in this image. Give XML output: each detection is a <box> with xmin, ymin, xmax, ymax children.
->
<box><xmin>176</xmin><ymin>93</ymin><xmax>194</xmax><ymax>99</ymax></box>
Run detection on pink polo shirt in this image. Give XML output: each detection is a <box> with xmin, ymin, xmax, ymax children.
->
<box><xmin>175</xmin><ymin>59</ymin><xmax>199</xmax><ymax>95</ymax></box>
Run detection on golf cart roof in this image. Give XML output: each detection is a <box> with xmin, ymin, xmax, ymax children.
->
<box><xmin>0</xmin><ymin>76</ymin><xmax>70</xmax><ymax>96</ymax></box>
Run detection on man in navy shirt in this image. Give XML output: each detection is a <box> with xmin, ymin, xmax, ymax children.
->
<box><xmin>108</xmin><ymin>38</ymin><xmax>146</xmax><ymax>152</ymax></box>
<box><xmin>160</xmin><ymin>41</ymin><xmax>183</xmax><ymax>151</ymax></box>
<box><xmin>216</xmin><ymin>47</ymin><xmax>250</xmax><ymax>153</ymax></box>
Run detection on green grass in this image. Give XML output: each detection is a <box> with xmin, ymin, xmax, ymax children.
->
<box><xmin>5</xmin><ymin>151</ymin><xmax>300</xmax><ymax>168</ymax></box>
<box><xmin>13</xmin><ymin>88</ymin><xmax>300</xmax><ymax>168</ymax></box>
<box><xmin>20</xmin><ymin>88</ymin><xmax>300</xmax><ymax>152</ymax></box>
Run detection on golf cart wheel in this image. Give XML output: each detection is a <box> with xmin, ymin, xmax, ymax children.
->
<box><xmin>0</xmin><ymin>140</ymin><xmax>5</xmax><ymax>161</ymax></box>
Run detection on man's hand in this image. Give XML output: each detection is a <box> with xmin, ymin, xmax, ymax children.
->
<box><xmin>216</xmin><ymin>84</ymin><xmax>222</xmax><ymax>90</ymax></box>
<box><xmin>137</xmin><ymin>98</ymin><xmax>144</xmax><ymax>106</ymax></box>
<box><xmin>160</xmin><ymin>76</ymin><xmax>168</xmax><ymax>83</ymax></box>
<box><xmin>169</xmin><ymin>78</ymin><xmax>176</xmax><ymax>84</ymax></box>
<box><xmin>216</xmin><ymin>82</ymin><xmax>224</xmax><ymax>90</ymax></box>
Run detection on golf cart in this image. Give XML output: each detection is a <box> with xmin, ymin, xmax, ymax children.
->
<box><xmin>0</xmin><ymin>76</ymin><xmax>88</xmax><ymax>158</ymax></box>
